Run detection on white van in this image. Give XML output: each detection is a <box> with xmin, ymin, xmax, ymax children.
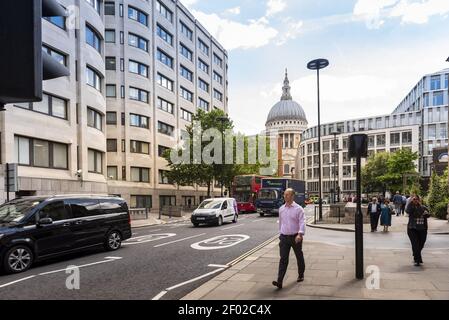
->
<box><xmin>191</xmin><ymin>198</ymin><xmax>238</xmax><ymax>227</ymax></box>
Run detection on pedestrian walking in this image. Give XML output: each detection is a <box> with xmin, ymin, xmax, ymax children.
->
<box><xmin>367</xmin><ymin>197</ymin><xmax>381</xmax><ymax>232</ymax></box>
<box><xmin>392</xmin><ymin>191</ymin><xmax>403</xmax><ymax>216</ymax></box>
<box><xmin>400</xmin><ymin>195</ymin><xmax>407</xmax><ymax>216</ymax></box>
<box><xmin>380</xmin><ymin>199</ymin><xmax>393</xmax><ymax>232</ymax></box>
<box><xmin>405</xmin><ymin>196</ymin><xmax>430</xmax><ymax>266</ymax></box>
<box><xmin>272</xmin><ymin>188</ymin><xmax>305</xmax><ymax>290</ymax></box>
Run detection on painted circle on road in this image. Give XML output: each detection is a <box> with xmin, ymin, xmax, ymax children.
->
<box><xmin>191</xmin><ymin>234</ymin><xmax>250</xmax><ymax>250</ymax></box>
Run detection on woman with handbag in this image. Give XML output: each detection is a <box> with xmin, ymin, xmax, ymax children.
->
<box><xmin>380</xmin><ymin>199</ymin><xmax>392</xmax><ymax>232</ymax></box>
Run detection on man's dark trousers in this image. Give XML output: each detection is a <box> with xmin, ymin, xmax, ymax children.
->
<box><xmin>370</xmin><ymin>212</ymin><xmax>380</xmax><ymax>231</ymax></box>
<box><xmin>277</xmin><ymin>234</ymin><xmax>305</xmax><ymax>284</ymax></box>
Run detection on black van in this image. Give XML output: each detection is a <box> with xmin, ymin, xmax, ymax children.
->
<box><xmin>0</xmin><ymin>195</ymin><xmax>132</xmax><ymax>274</ymax></box>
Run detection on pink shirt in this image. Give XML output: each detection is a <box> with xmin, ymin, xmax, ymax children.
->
<box><xmin>279</xmin><ymin>201</ymin><xmax>306</xmax><ymax>236</ymax></box>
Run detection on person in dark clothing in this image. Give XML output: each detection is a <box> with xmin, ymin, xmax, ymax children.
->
<box><xmin>405</xmin><ymin>196</ymin><xmax>430</xmax><ymax>266</ymax></box>
<box><xmin>367</xmin><ymin>197</ymin><xmax>381</xmax><ymax>232</ymax></box>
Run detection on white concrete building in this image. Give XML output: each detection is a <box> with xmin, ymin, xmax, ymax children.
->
<box><xmin>0</xmin><ymin>0</ymin><xmax>228</xmax><ymax>211</ymax></box>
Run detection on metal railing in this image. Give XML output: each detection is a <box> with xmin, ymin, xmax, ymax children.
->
<box><xmin>313</xmin><ymin>205</ymin><xmax>342</xmax><ymax>224</ymax></box>
<box><xmin>129</xmin><ymin>208</ymin><xmax>149</xmax><ymax>220</ymax></box>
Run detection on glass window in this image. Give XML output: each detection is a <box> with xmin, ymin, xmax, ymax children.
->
<box><xmin>198</xmin><ymin>98</ymin><xmax>209</xmax><ymax>111</ymax></box>
<box><xmin>52</xmin><ymin>142</ymin><xmax>68</xmax><ymax>169</ymax></box>
<box><xmin>376</xmin><ymin>134</ymin><xmax>385</xmax><ymax>147</ymax></box>
<box><xmin>157</xmin><ymin>1</ymin><xmax>173</xmax><ymax>23</ymax></box>
<box><xmin>198</xmin><ymin>39</ymin><xmax>209</xmax><ymax>56</ymax></box>
<box><xmin>214</xmin><ymin>89</ymin><xmax>223</xmax><ymax>102</ymax></box>
<box><xmin>107</xmin><ymin>139</ymin><xmax>117</xmax><ymax>152</ymax></box>
<box><xmin>86</xmin><ymin>0</ymin><xmax>101</xmax><ymax>14</ymax></box>
<box><xmin>198</xmin><ymin>59</ymin><xmax>209</xmax><ymax>74</ymax></box>
<box><xmin>106</xmin><ymin>84</ymin><xmax>116</xmax><ymax>97</ymax></box>
<box><xmin>105</xmin><ymin>1</ymin><xmax>115</xmax><ymax>15</ymax></box>
<box><xmin>106</xmin><ymin>112</ymin><xmax>117</xmax><ymax>124</ymax></box>
<box><xmin>428</xmin><ymin>125</ymin><xmax>436</xmax><ymax>139</ymax></box>
<box><xmin>87</xmin><ymin>107</ymin><xmax>102</xmax><ymax>131</ymax></box>
<box><xmin>130</xmin><ymin>195</ymin><xmax>152</xmax><ymax>209</ymax></box>
<box><xmin>128</xmin><ymin>6</ymin><xmax>148</xmax><ymax>26</ymax></box>
<box><xmin>159</xmin><ymin>170</ymin><xmax>172</xmax><ymax>184</ymax></box>
<box><xmin>157</xmin><ymin>49</ymin><xmax>173</xmax><ymax>69</ymax></box>
<box><xmin>128</xmin><ymin>33</ymin><xmax>148</xmax><ymax>52</ymax></box>
<box><xmin>402</xmin><ymin>131</ymin><xmax>412</xmax><ymax>144</ymax></box>
<box><xmin>33</xmin><ymin>94</ymin><xmax>50</xmax><ymax>114</ymax></box>
<box><xmin>157</xmin><ymin>24</ymin><xmax>173</xmax><ymax>46</ymax></box>
<box><xmin>15</xmin><ymin>136</ymin><xmax>30</xmax><ymax>165</ymax></box>
<box><xmin>423</xmin><ymin>93</ymin><xmax>430</xmax><ymax>107</ymax></box>
<box><xmin>129</xmin><ymin>60</ymin><xmax>148</xmax><ymax>77</ymax></box>
<box><xmin>180</xmin><ymin>21</ymin><xmax>193</xmax><ymax>40</ymax></box>
<box><xmin>390</xmin><ymin>132</ymin><xmax>400</xmax><ymax>145</ymax></box>
<box><xmin>86</xmin><ymin>25</ymin><xmax>101</xmax><ymax>53</ymax></box>
<box><xmin>158</xmin><ymin>145</ymin><xmax>170</xmax><ymax>157</ymax></box>
<box><xmin>105</xmin><ymin>29</ymin><xmax>115</xmax><ymax>43</ymax></box>
<box><xmin>33</xmin><ymin>139</ymin><xmax>49</xmax><ymax>167</ymax></box>
<box><xmin>131</xmin><ymin>167</ymin><xmax>150</xmax><ymax>182</ymax></box>
<box><xmin>433</xmin><ymin>91</ymin><xmax>444</xmax><ymax>106</ymax></box>
<box><xmin>157</xmin><ymin>73</ymin><xmax>173</xmax><ymax>91</ymax></box>
<box><xmin>158</xmin><ymin>121</ymin><xmax>174</xmax><ymax>136</ymax></box>
<box><xmin>107</xmin><ymin>166</ymin><xmax>118</xmax><ymax>180</ymax></box>
<box><xmin>198</xmin><ymin>78</ymin><xmax>209</xmax><ymax>93</ymax></box>
<box><xmin>130</xmin><ymin>113</ymin><xmax>149</xmax><ymax>128</ymax></box>
<box><xmin>86</xmin><ymin>66</ymin><xmax>101</xmax><ymax>91</ymax></box>
<box><xmin>130</xmin><ymin>140</ymin><xmax>150</xmax><ymax>154</ymax></box>
<box><xmin>180</xmin><ymin>44</ymin><xmax>193</xmax><ymax>61</ymax></box>
<box><xmin>51</xmin><ymin>96</ymin><xmax>67</xmax><ymax>119</ymax></box>
<box><xmin>180</xmin><ymin>65</ymin><xmax>193</xmax><ymax>82</ymax></box>
<box><xmin>430</xmin><ymin>75</ymin><xmax>441</xmax><ymax>90</ymax></box>
<box><xmin>180</xmin><ymin>87</ymin><xmax>193</xmax><ymax>102</ymax></box>
<box><xmin>88</xmin><ymin>149</ymin><xmax>103</xmax><ymax>173</ymax></box>
<box><xmin>214</xmin><ymin>53</ymin><xmax>223</xmax><ymax>68</ymax></box>
<box><xmin>157</xmin><ymin>97</ymin><xmax>174</xmax><ymax>114</ymax></box>
<box><xmin>40</xmin><ymin>201</ymin><xmax>72</xmax><ymax>221</ymax></box>
<box><xmin>42</xmin><ymin>45</ymin><xmax>66</xmax><ymax>66</ymax></box>
<box><xmin>129</xmin><ymin>87</ymin><xmax>148</xmax><ymax>103</ymax></box>
<box><xmin>106</xmin><ymin>57</ymin><xmax>116</xmax><ymax>70</ymax></box>
<box><xmin>181</xmin><ymin>108</ymin><xmax>192</xmax><ymax>122</ymax></box>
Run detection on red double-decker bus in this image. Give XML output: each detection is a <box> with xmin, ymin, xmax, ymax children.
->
<box><xmin>232</xmin><ymin>175</ymin><xmax>266</xmax><ymax>213</ymax></box>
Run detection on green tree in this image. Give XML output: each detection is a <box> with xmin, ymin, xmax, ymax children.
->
<box><xmin>427</xmin><ymin>169</ymin><xmax>449</xmax><ymax>218</ymax></box>
<box><xmin>362</xmin><ymin>152</ymin><xmax>390</xmax><ymax>196</ymax></box>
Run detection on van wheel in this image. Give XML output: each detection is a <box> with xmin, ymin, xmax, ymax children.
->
<box><xmin>105</xmin><ymin>230</ymin><xmax>122</xmax><ymax>251</ymax></box>
<box><xmin>3</xmin><ymin>245</ymin><xmax>34</xmax><ymax>274</ymax></box>
<box><xmin>232</xmin><ymin>214</ymin><xmax>238</xmax><ymax>223</ymax></box>
<box><xmin>217</xmin><ymin>216</ymin><xmax>223</xmax><ymax>226</ymax></box>
<box><xmin>193</xmin><ymin>223</ymin><xmax>199</xmax><ymax>227</ymax></box>
<box><xmin>259</xmin><ymin>212</ymin><xmax>265</xmax><ymax>217</ymax></box>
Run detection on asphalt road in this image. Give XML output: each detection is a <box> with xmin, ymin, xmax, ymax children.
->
<box><xmin>0</xmin><ymin>213</ymin><xmax>281</xmax><ymax>300</ymax></box>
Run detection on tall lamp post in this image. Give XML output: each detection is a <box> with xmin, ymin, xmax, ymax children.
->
<box><xmin>331</xmin><ymin>130</ymin><xmax>340</xmax><ymax>204</ymax></box>
<box><xmin>446</xmin><ymin>57</ymin><xmax>449</xmax><ymax>187</ymax></box>
<box><xmin>307</xmin><ymin>58</ymin><xmax>329</xmax><ymax>220</ymax></box>
<box><xmin>218</xmin><ymin>116</ymin><xmax>229</xmax><ymax>197</ymax></box>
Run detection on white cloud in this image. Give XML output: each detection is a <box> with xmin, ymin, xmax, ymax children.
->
<box><xmin>266</xmin><ymin>0</ymin><xmax>287</xmax><ymax>17</ymax></box>
<box><xmin>225</xmin><ymin>6</ymin><xmax>241</xmax><ymax>15</ymax></box>
<box><xmin>353</xmin><ymin>0</ymin><xmax>399</xmax><ymax>29</ymax></box>
<box><xmin>192</xmin><ymin>10</ymin><xmax>278</xmax><ymax>50</ymax></box>
<box><xmin>390</xmin><ymin>0</ymin><xmax>449</xmax><ymax>24</ymax></box>
<box><xmin>181</xmin><ymin>0</ymin><xmax>198</xmax><ymax>9</ymax></box>
<box><xmin>276</xmin><ymin>18</ymin><xmax>304</xmax><ymax>46</ymax></box>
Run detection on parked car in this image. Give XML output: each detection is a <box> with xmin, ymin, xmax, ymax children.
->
<box><xmin>191</xmin><ymin>198</ymin><xmax>238</xmax><ymax>227</ymax></box>
<box><xmin>0</xmin><ymin>195</ymin><xmax>131</xmax><ymax>274</ymax></box>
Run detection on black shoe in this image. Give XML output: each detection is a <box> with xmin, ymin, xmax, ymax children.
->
<box><xmin>297</xmin><ymin>276</ymin><xmax>304</xmax><ymax>283</ymax></box>
<box><xmin>272</xmin><ymin>281</ymin><xmax>282</xmax><ymax>289</ymax></box>
<box><xmin>414</xmin><ymin>262</ymin><xmax>421</xmax><ymax>266</ymax></box>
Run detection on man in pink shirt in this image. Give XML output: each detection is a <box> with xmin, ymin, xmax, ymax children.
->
<box><xmin>272</xmin><ymin>188</ymin><xmax>306</xmax><ymax>289</ymax></box>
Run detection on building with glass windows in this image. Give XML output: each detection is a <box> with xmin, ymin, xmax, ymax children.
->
<box><xmin>296</xmin><ymin>68</ymin><xmax>448</xmax><ymax>199</ymax></box>
<box><xmin>0</xmin><ymin>0</ymin><xmax>228</xmax><ymax>212</ymax></box>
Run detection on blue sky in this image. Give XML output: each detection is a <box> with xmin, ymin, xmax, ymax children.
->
<box><xmin>183</xmin><ymin>0</ymin><xmax>449</xmax><ymax>135</ymax></box>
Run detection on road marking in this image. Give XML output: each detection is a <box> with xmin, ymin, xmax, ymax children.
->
<box><xmin>39</xmin><ymin>257</ymin><xmax>123</xmax><ymax>276</ymax></box>
<box><xmin>208</xmin><ymin>264</ymin><xmax>228</xmax><ymax>268</ymax></box>
<box><xmin>152</xmin><ymin>290</ymin><xmax>168</xmax><ymax>300</ymax></box>
<box><xmin>221</xmin><ymin>224</ymin><xmax>244</xmax><ymax>230</ymax></box>
<box><xmin>0</xmin><ymin>275</ymin><xmax>37</xmax><ymax>289</ymax></box>
<box><xmin>123</xmin><ymin>233</ymin><xmax>176</xmax><ymax>245</ymax></box>
<box><xmin>153</xmin><ymin>233</ymin><xmax>207</xmax><ymax>248</ymax></box>
<box><xmin>191</xmin><ymin>235</ymin><xmax>250</xmax><ymax>251</ymax></box>
<box><xmin>128</xmin><ymin>230</ymin><xmax>163</xmax><ymax>240</ymax></box>
<box><xmin>253</xmin><ymin>218</ymin><xmax>268</xmax><ymax>223</ymax></box>
<box><xmin>166</xmin><ymin>268</ymin><xmax>225</xmax><ymax>291</ymax></box>
<box><xmin>226</xmin><ymin>234</ymin><xmax>279</xmax><ymax>266</ymax></box>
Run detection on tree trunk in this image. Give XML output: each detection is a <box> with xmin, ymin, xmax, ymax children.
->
<box><xmin>207</xmin><ymin>181</ymin><xmax>211</xmax><ymax>198</ymax></box>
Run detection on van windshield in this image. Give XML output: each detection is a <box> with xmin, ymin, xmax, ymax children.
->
<box><xmin>0</xmin><ymin>199</ymin><xmax>43</xmax><ymax>223</ymax></box>
<box><xmin>198</xmin><ymin>200</ymin><xmax>223</xmax><ymax>210</ymax></box>
<box><xmin>258</xmin><ymin>189</ymin><xmax>279</xmax><ymax>200</ymax></box>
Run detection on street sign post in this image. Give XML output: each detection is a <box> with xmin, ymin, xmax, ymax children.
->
<box><xmin>5</xmin><ymin>163</ymin><xmax>18</xmax><ymax>202</ymax></box>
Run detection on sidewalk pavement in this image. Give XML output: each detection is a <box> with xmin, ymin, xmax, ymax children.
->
<box><xmin>308</xmin><ymin>215</ymin><xmax>449</xmax><ymax>234</ymax></box>
<box><xmin>182</xmin><ymin>218</ymin><xmax>449</xmax><ymax>300</ymax></box>
<box><xmin>131</xmin><ymin>212</ymin><xmax>192</xmax><ymax>228</ymax></box>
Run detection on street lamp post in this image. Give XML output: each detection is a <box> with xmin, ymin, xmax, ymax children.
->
<box><xmin>446</xmin><ymin>57</ymin><xmax>449</xmax><ymax>187</ymax></box>
<box><xmin>307</xmin><ymin>58</ymin><xmax>329</xmax><ymax>220</ymax></box>
<box><xmin>218</xmin><ymin>116</ymin><xmax>229</xmax><ymax>197</ymax></box>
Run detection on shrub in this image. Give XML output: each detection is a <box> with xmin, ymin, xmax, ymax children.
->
<box><xmin>433</xmin><ymin>201</ymin><xmax>449</xmax><ymax>220</ymax></box>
